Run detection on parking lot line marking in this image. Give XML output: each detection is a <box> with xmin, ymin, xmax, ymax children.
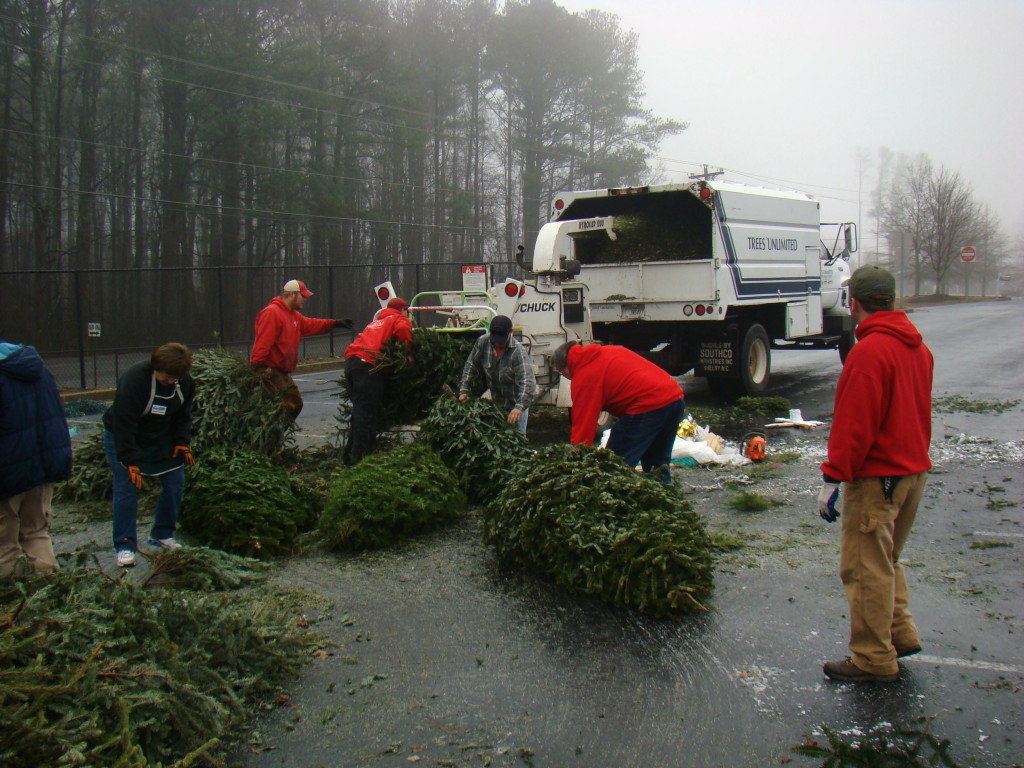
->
<box><xmin>972</xmin><ymin>531</ymin><xmax>1024</xmax><ymax>539</ymax></box>
<box><xmin>906</xmin><ymin>655</ymin><xmax>1020</xmax><ymax>674</ymax></box>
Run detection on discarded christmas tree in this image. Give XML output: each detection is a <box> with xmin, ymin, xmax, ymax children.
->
<box><xmin>319</xmin><ymin>443</ymin><xmax>466</xmax><ymax>551</ymax></box>
<box><xmin>483</xmin><ymin>444</ymin><xmax>714</xmax><ymax>617</ymax></box>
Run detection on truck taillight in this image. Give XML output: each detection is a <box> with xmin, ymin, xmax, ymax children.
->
<box><xmin>609</xmin><ymin>186</ymin><xmax>649</xmax><ymax>197</ymax></box>
<box><xmin>699</xmin><ymin>187</ymin><xmax>712</xmax><ymax>200</ymax></box>
<box><xmin>553</xmin><ymin>199</ymin><xmax>564</xmax><ymax>211</ymax></box>
<box><xmin>695</xmin><ymin>304</ymin><xmax>706</xmax><ymax>316</ymax></box>
<box><xmin>503</xmin><ymin>280</ymin><xmax>525</xmax><ymax>298</ymax></box>
<box><xmin>377</xmin><ymin>286</ymin><xmax>391</xmax><ymax>300</ymax></box>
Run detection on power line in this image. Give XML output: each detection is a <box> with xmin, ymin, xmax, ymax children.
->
<box><xmin>0</xmin><ymin>178</ymin><xmax>484</xmax><ymax>234</ymax></box>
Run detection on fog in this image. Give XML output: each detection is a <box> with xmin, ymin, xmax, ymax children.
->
<box><xmin>556</xmin><ymin>0</ymin><xmax>1024</xmax><ymax>237</ymax></box>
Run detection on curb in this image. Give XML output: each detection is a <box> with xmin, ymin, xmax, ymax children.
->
<box><xmin>60</xmin><ymin>358</ymin><xmax>347</xmax><ymax>402</ymax></box>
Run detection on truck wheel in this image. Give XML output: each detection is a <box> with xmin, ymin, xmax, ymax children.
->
<box><xmin>838</xmin><ymin>329</ymin><xmax>856</xmax><ymax>364</ymax></box>
<box><xmin>739</xmin><ymin>323</ymin><xmax>770</xmax><ymax>395</ymax></box>
<box><xmin>710</xmin><ymin>323</ymin><xmax>771</xmax><ymax>398</ymax></box>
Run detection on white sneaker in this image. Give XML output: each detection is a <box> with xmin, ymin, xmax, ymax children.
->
<box><xmin>116</xmin><ymin>549</ymin><xmax>136</xmax><ymax>567</ymax></box>
<box><xmin>147</xmin><ymin>537</ymin><xmax>181</xmax><ymax>550</ymax></box>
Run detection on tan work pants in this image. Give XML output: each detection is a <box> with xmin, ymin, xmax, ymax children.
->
<box><xmin>839</xmin><ymin>472</ymin><xmax>927</xmax><ymax>676</ymax></box>
<box><xmin>0</xmin><ymin>483</ymin><xmax>60</xmax><ymax>577</ymax></box>
<box><xmin>261</xmin><ymin>368</ymin><xmax>303</xmax><ymax>420</ymax></box>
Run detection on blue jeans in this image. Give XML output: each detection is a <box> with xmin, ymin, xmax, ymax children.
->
<box><xmin>104</xmin><ymin>431</ymin><xmax>183</xmax><ymax>551</ymax></box>
<box><xmin>606</xmin><ymin>398</ymin><xmax>684</xmax><ymax>483</ymax></box>
<box><xmin>516</xmin><ymin>407</ymin><xmax>530</xmax><ymax>433</ymax></box>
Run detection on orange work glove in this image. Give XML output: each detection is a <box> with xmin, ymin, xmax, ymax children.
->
<box><xmin>173</xmin><ymin>445</ymin><xmax>195</xmax><ymax>466</ymax></box>
<box><xmin>127</xmin><ymin>465</ymin><xmax>145</xmax><ymax>490</ymax></box>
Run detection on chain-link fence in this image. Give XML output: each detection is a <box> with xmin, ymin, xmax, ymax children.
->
<box><xmin>2</xmin><ymin>260</ymin><xmax>522</xmax><ymax>390</ymax></box>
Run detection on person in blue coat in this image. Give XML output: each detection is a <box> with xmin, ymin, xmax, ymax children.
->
<box><xmin>0</xmin><ymin>340</ymin><xmax>72</xmax><ymax>577</ymax></box>
<box><xmin>103</xmin><ymin>343</ymin><xmax>196</xmax><ymax>567</ymax></box>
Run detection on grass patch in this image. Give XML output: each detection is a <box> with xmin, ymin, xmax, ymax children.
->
<box><xmin>708</xmin><ymin>529</ymin><xmax>747</xmax><ymax>551</ymax></box>
<box><xmin>933</xmin><ymin>394</ymin><xmax>1020</xmax><ymax>414</ymax></box>
<box><xmin>968</xmin><ymin>540</ymin><xmax>1013</xmax><ymax>550</ymax></box>
<box><xmin>727</xmin><ymin>491</ymin><xmax>784</xmax><ymax>512</ymax></box>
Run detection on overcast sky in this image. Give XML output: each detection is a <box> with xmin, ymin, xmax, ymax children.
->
<box><xmin>555</xmin><ymin>0</ymin><xmax>1024</xmax><ymax>244</ymax></box>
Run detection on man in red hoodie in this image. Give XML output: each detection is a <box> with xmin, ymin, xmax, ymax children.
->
<box><xmin>343</xmin><ymin>297</ymin><xmax>414</xmax><ymax>465</ymax></box>
<box><xmin>251</xmin><ymin>279</ymin><xmax>351</xmax><ymax>420</ymax></box>
<box><xmin>818</xmin><ymin>264</ymin><xmax>933</xmax><ymax>683</ymax></box>
<box><xmin>552</xmin><ymin>341</ymin><xmax>684</xmax><ymax>483</ymax></box>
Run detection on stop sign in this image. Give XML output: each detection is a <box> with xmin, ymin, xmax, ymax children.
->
<box><xmin>960</xmin><ymin>246</ymin><xmax>977</xmax><ymax>262</ymax></box>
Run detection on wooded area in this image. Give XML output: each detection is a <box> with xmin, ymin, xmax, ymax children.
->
<box><xmin>870</xmin><ymin>149</ymin><xmax>1013</xmax><ymax>297</ymax></box>
<box><xmin>0</xmin><ymin>0</ymin><xmax>683</xmax><ymax>350</ymax></box>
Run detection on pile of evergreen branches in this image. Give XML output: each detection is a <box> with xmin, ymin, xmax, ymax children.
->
<box><xmin>179</xmin><ymin>446</ymin><xmax>319</xmax><ymax>558</ymax></box>
<box><xmin>0</xmin><ymin>554</ymin><xmax>320</xmax><ymax>768</ymax></box>
<box><xmin>578</xmin><ymin>214</ymin><xmax>711</xmax><ymax>264</ymax></box>
<box><xmin>319</xmin><ymin>443</ymin><xmax>466</xmax><ymax>552</ymax></box>
<box><xmin>335</xmin><ymin>329</ymin><xmax>479</xmax><ymax>435</ymax></box>
<box><xmin>56</xmin><ymin>432</ymin><xmax>112</xmax><ymax>504</ymax></box>
<box><xmin>483</xmin><ymin>444</ymin><xmax>714</xmax><ymax>617</ymax></box>
<box><xmin>420</xmin><ymin>395</ymin><xmax>532</xmax><ymax>504</ymax></box>
<box><xmin>190</xmin><ymin>346</ymin><xmax>296</xmax><ymax>456</ymax></box>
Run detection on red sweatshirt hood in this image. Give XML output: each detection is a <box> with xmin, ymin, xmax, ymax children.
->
<box><xmin>565</xmin><ymin>342</ymin><xmax>602</xmax><ymax>378</ymax></box>
<box><xmin>855</xmin><ymin>311</ymin><xmax>923</xmax><ymax>348</ymax></box>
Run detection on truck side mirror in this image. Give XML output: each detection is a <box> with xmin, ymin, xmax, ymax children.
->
<box><xmin>844</xmin><ymin>224</ymin><xmax>857</xmax><ymax>255</ymax></box>
<box><xmin>515</xmin><ymin>244</ymin><xmax>531</xmax><ymax>271</ymax></box>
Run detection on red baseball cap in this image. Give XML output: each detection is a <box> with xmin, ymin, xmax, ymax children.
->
<box><xmin>283</xmin><ymin>279</ymin><xmax>313</xmax><ymax>297</ymax></box>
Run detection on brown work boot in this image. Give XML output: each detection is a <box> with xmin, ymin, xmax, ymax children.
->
<box><xmin>895</xmin><ymin>644</ymin><xmax>922</xmax><ymax>658</ymax></box>
<box><xmin>823</xmin><ymin>657</ymin><xmax>898</xmax><ymax>683</ymax></box>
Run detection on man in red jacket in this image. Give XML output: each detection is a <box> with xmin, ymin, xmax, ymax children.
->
<box><xmin>250</xmin><ymin>279</ymin><xmax>351</xmax><ymax>420</ymax></box>
<box><xmin>552</xmin><ymin>341</ymin><xmax>684</xmax><ymax>483</ymax></box>
<box><xmin>818</xmin><ymin>264</ymin><xmax>933</xmax><ymax>683</ymax></box>
<box><xmin>343</xmin><ymin>297</ymin><xmax>414</xmax><ymax>464</ymax></box>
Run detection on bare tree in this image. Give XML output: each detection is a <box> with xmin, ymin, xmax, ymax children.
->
<box><xmin>925</xmin><ymin>166</ymin><xmax>978</xmax><ymax>295</ymax></box>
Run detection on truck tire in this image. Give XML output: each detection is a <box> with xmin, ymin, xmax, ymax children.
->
<box><xmin>709</xmin><ymin>323</ymin><xmax>771</xmax><ymax>398</ymax></box>
<box><xmin>838</xmin><ymin>328</ymin><xmax>856</xmax><ymax>364</ymax></box>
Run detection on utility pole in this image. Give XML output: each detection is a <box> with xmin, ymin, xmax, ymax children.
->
<box><xmin>688</xmin><ymin>165</ymin><xmax>724</xmax><ymax>182</ymax></box>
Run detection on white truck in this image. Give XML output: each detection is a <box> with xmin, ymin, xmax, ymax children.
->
<box><xmin>410</xmin><ymin>179</ymin><xmax>857</xmax><ymax>402</ymax></box>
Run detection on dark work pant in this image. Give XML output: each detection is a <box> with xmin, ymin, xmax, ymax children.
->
<box><xmin>606</xmin><ymin>397</ymin><xmax>684</xmax><ymax>483</ymax></box>
<box><xmin>344</xmin><ymin>356</ymin><xmax>381</xmax><ymax>464</ymax></box>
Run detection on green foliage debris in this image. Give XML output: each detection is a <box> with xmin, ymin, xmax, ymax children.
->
<box><xmin>420</xmin><ymin>395</ymin><xmax>532</xmax><ymax>504</ymax></box>
<box><xmin>0</xmin><ymin>557</ymin><xmax>320</xmax><ymax>768</ymax></box>
<box><xmin>61</xmin><ymin>398</ymin><xmax>107</xmax><ymax>418</ymax></box>
<box><xmin>792</xmin><ymin>715</ymin><xmax>962</xmax><ymax>767</ymax></box>
<box><xmin>483</xmin><ymin>444</ymin><xmax>714</xmax><ymax>617</ymax></box>
<box><xmin>932</xmin><ymin>394</ymin><xmax>1020</xmax><ymax>414</ymax></box>
<box><xmin>319</xmin><ymin>443</ymin><xmax>466</xmax><ymax>552</ymax></box>
<box><xmin>727</xmin><ymin>491</ymin><xmax>782</xmax><ymax>512</ymax></box>
<box><xmin>179</xmin><ymin>446</ymin><xmax>318</xmax><ymax>558</ymax></box>
<box><xmin>968</xmin><ymin>540</ymin><xmax>1013</xmax><ymax>550</ymax></box>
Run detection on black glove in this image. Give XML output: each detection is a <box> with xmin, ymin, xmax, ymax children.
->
<box><xmin>335</xmin><ymin>318</ymin><xmax>353</xmax><ymax>330</ymax></box>
<box><xmin>817</xmin><ymin>481</ymin><xmax>841</xmax><ymax>523</ymax></box>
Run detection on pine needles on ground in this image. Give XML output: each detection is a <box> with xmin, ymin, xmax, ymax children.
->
<box><xmin>792</xmin><ymin>716</ymin><xmax>962</xmax><ymax>767</ymax></box>
<box><xmin>178</xmin><ymin>446</ymin><xmax>319</xmax><ymax>559</ymax></box>
<box><xmin>319</xmin><ymin>443</ymin><xmax>466</xmax><ymax>552</ymax></box>
<box><xmin>142</xmin><ymin>546</ymin><xmax>272</xmax><ymax>591</ymax></box>
<box><xmin>483</xmin><ymin>444</ymin><xmax>714</xmax><ymax>617</ymax></box>
<box><xmin>0</xmin><ymin>557</ymin><xmax>321</xmax><ymax>768</ymax></box>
